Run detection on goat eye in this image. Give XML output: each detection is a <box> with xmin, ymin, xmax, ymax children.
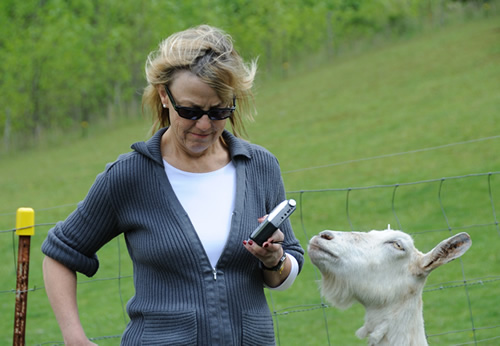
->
<box><xmin>392</xmin><ymin>241</ymin><xmax>405</xmax><ymax>251</ymax></box>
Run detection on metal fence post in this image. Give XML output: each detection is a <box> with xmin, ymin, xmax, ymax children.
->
<box><xmin>13</xmin><ymin>207</ymin><xmax>35</xmax><ymax>346</ymax></box>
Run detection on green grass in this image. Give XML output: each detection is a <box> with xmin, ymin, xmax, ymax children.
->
<box><xmin>1</xmin><ymin>17</ymin><xmax>500</xmax><ymax>345</ymax></box>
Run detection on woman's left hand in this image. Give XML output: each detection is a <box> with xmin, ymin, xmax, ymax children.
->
<box><xmin>243</xmin><ymin>216</ymin><xmax>284</xmax><ymax>268</ymax></box>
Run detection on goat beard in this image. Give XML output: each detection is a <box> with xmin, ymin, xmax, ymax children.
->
<box><xmin>320</xmin><ymin>271</ymin><xmax>356</xmax><ymax>309</ymax></box>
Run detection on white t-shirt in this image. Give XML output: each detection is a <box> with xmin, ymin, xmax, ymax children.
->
<box><xmin>164</xmin><ymin>159</ymin><xmax>236</xmax><ymax>268</ymax></box>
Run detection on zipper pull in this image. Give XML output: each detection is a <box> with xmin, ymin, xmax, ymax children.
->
<box><xmin>213</xmin><ymin>268</ymin><xmax>217</xmax><ymax>280</ymax></box>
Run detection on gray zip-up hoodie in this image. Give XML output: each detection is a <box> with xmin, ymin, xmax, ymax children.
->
<box><xmin>42</xmin><ymin>127</ymin><xmax>304</xmax><ymax>345</ymax></box>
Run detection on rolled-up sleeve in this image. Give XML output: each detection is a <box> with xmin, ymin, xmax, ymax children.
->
<box><xmin>41</xmin><ymin>170</ymin><xmax>119</xmax><ymax>277</ymax></box>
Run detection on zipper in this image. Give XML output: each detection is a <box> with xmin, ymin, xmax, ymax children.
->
<box><xmin>213</xmin><ymin>268</ymin><xmax>217</xmax><ymax>280</ymax></box>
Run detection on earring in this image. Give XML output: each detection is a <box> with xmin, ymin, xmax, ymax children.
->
<box><xmin>162</xmin><ymin>104</ymin><xmax>167</xmax><ymax>108</ymax></box>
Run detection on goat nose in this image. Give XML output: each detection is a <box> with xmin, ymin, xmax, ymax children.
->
<box><xmin>320</xmin><ymin>231</ymin><xmax>334</xmax><ymax>240</ymax></box>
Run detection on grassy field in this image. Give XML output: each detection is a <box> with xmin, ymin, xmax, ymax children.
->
<box><xmin>1</xmin><ymin>17</ymin><xmax>499</xmax><ymax>345</ymax></box>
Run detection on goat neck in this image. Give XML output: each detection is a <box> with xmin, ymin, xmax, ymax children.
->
<box><xmin>357</xmin><ymin>293</ymin><xmax>428</xmax><ymax>346</ymax></box>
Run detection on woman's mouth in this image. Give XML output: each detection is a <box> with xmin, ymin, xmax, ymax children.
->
<box><xmin>190</xmin><ymin>132</ymin><xmax>210</xmax><ymax>139</ymax></box>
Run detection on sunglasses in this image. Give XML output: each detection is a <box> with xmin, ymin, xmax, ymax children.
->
<box><xmin>164</xmin><ymin>85</ymin><xmax>236</xmax><ymax>121</ymax></box>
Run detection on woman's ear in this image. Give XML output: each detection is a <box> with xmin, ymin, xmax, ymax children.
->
<box><xmin>156</xmin><ymin>85</ymin><xmax>168</xmax><ymax>106</ymax></box>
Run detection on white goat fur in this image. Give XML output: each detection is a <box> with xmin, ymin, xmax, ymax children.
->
<box><xmin>308</xmin><ymin>229</ymin><xmax>472</xmax><ymax>346</ymax></box>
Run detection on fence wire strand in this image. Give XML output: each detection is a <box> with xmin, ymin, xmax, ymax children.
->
<box><xmin>282</xmin><ymin>135</ymin><xmax>500</xmax><ymax>174</ymax></box>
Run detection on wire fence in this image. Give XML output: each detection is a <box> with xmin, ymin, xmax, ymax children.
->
<box><xmin>271</xmin><ymin>171</ymin><xmax>500</xmax><ymax>345</ymax></box>
<box><xmin>1</xmin><ymin>171</ymin><xmax>499</xmax><ymax>345</ymax></box>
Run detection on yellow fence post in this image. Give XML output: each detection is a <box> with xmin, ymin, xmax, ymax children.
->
<box><xmin>13</xmin><ymin>207</ymin><xmax>35</xmax><ymax>346</ymax></box>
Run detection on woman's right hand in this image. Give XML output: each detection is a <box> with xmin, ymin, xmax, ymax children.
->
<box><xmin>64</xmin><ymin>338</ymin><xmax>97</xmax><ymax>346</ymax></box>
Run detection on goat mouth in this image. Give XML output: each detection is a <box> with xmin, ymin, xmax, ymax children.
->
<box><xmin>308</xmin><ymin>243</ymin><xmax>339</xmax><ymax>259</ymax></box>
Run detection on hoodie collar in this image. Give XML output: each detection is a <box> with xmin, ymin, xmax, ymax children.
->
<box><xmin>131</xmin><ymin>127</ymin><xmax>252</xmax><ymax>166</ymax></box>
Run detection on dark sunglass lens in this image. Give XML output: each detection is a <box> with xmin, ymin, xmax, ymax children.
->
<box><xmin>178</xmin><ymin>108</ymin><xmax>203</xmax><ymax>120</ymax></box>
<box><xmin>176</xmin><ymin>107</ymin><xmax>233</xmax><ymax>120</ymax></box>
<box><xmin>209</xmin><ymin>109</ymin><xmax>233</xmax><ymax>120</ymax></box>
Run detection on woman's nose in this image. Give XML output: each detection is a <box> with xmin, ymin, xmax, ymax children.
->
<box><xmin>195</xmin><ymin>114</ymin><xmax>212</xmax><ymax>129</ymax></box>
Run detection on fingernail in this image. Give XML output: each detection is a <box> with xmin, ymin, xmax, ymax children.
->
<box><xmin>263</xmin><ymin>243</ymin><xmax>269</xmax><ymax>248</ymax></box>
<box><xmin>243</xmin><ymin>240</ymin><xmax>247</xmax><ymax>245</ymax></box>
<box><xmin>248</xmin><ymin>240</ymin><xmax>253</xmax><ymax>245</ymax></box>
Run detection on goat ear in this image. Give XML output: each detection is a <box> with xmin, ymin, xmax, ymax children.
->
<box><xmin>419</xmin><ymin>232</ymin><xmax>472</xmax><ymax>273</ymax></box>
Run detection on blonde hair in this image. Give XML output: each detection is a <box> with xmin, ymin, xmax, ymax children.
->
<box><xmin>143</xmin><ymin>25</ymin><xmax>257</xmax><ymax>137</ymax></box>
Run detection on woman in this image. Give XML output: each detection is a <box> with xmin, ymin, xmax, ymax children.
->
<box><xmin>42</xmin><ymin>25</ymin><xmax>304</xmax><ymax>345</ymax></box>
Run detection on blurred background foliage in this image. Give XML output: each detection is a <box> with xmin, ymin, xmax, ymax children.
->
<box><xmin>0</xmin><ymin>0</ymin><xmax>496</xmax><ymax>152</ymax></box>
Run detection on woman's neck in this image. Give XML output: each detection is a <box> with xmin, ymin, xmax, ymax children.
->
<box><xmin>161</xmin><ymin>135</ymin><xmax>230</xmax><ymax>173</ymax></box>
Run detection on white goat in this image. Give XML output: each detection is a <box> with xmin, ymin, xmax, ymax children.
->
<box><xmin>308</xmin><ymin>228</ymin><xmax>472</xmax><ymax>346</ymax></box>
